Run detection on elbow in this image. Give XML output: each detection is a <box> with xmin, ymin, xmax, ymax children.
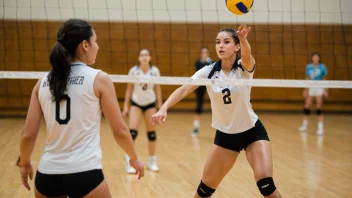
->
<box><xmin>21</xmin><ymin>133</ymin><xmax>36</xmax><ymax>142</ymax></box>
<box><xmin>113</xmin><ymin>125</ymin><xmax>130</xmax><ymax>139</ymax></box>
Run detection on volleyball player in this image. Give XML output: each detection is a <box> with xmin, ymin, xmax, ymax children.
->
<box><xmin>17</xmin><ymin>19</ymin><xmax>144</xmax><ymax>198</ymax></box>
<box><xmin>299</xmin><ymin>52</ymin><xmax>328</xmax><ymax>135</ymax></box>
<box><xmin>192</xmin><ymin>47</ymin><xmax>213</xmax><ymax>137</ymax></box>
<box><xmin>152</xmin><ymin>25</ymin><xmax>282</xmax><ymax>198</ymax></box>
<box><xmin>122</xmin><ymin>49</ymin><xmax>162</xmax><ymax>173</ymax></box>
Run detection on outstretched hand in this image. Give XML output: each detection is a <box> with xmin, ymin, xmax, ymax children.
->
<box><xmin>151</xmin><ymin>108</ymin><xmax>167</xmax><ymax>126</ymax></box>
<box><xmin>237</xmin><ymin>24</ymin><xmax>251</xmax><ymax>41</ymax></box>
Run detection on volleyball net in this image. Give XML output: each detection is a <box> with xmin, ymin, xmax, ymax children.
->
<box><xmin>1</xmin><ymin>71</ymin><xmax>351</xmax><ymax>89</ymax></box>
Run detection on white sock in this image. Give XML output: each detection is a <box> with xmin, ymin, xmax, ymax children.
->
<box><xmin>194</xmin><ymin>120</ymin><xmax>200</xmax><ymax>129</ymax></box>
<box><xmin>149</xmin><ymin>156</ymin><xmax>157</xmax><ymax>162</ymax></box>
<box><xmin>125</xmin><ymin>153</ymin><xmax>130</xmax><ymax>161</ymax></box>
<box><xmin>302</xmin><ymin>119</ymin><xmax>308</xmax><ymax>126</ymax></box>
<box><xmin>318</xmin><ymin>121</ymin><xmax>324</xmax><ymax>129</ymax></box>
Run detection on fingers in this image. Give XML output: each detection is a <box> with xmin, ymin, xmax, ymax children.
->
<box><xmin>138</xmin><ymin>164</ymin><xmax>145</xmax><ymax>180</ymax></box>
<box><xmin>151</xmin><ymin>115</ymin><xmax>157</xmax><ymax>126</ymax></box>
<box><xmin>29</xmin><ymin>172</ymin><xmax>33</xmax><ymax>180</ymax></box>
<box><xmin>238</xmin><ymin>24</ymin><xmax>244</xmax><ymax>31</ymax></box>
<box><xmin>237</xmin><ymin>24</ymin><xmax>251</xmax><ymax>35</ymax></box>
<box><xmin>21</xmin><ymin>177</ymin><xmax>30</xmax><ymax>191</ymax></box>
<box><xmin>151</xmin><ymin>114</ymin><xmax>164</xmax><ymax>126</ymax></box>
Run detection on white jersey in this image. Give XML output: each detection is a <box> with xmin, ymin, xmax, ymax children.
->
<box><xmin>38</xmin><ymin>62</ymin><xmax>102</xmax><ymax>174</ymax></box>
<box><xmin>192</xmin><ymin>58</ymin><xmax>258</xmax><ymax>134</ymax></box>
<box><xmin>128</xmin><ymin>65</ymin><xmax>160</xmax><ymax>106</ymax></box>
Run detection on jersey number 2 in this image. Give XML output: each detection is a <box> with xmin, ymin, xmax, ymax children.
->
<box><xmin>55</xmin><ymin>95</ymin><xmax>71</xmax><ymax>125</ymax></box>
<box><xmin>222</xmin><ymin>88</ymin><xmax>232</xmax><ymax>104</ymax></box>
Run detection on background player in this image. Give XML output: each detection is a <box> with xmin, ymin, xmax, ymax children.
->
<box><xmin>299</xmin><ymin>52</ymin><xmax>328</xmax><ymax>135</ymax></box>
<box><xmin>122</xmin><ymin>49</ymin><xmax>162</xmax><ymax>173</ymax></box>
<box><xmin>17</xmin><ymin>19</ymin><xmax>144</xmax><ymax>198</ymax></box>
<box><xmin>192</xmin><ymin>47</ymin><xmax>213</xmax><ymax>137</ymax></box>
<box><xmin>152</xmin><ymin>25</ymin><xmax>282</xmax><ymax>198</ymax></box>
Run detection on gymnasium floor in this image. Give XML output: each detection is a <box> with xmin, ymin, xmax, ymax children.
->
<box><xmin>0</xmin><ymin>113</ymin><xmax>351</xmax><ymax>198</ymax></box>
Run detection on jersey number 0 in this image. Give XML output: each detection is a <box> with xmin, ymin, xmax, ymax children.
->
<box><xmin>55</xmin><ymin>95</ymin><xmax>71</xmax><ymax>125</ymax></box>
<box><xmin>142</xmin><ymin>84</ymin><xmax>148</xmax><ymax>90</ymax></box>
<box><xmin>222</xmin><ymin>88</ymin><xmax>232</xmax><ymax>104</ymax></box>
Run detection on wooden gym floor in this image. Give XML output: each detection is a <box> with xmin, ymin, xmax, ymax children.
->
<box><xmin>0</xmin><ymin>113</ymin><xmax>351</xmax><ymax>198</ymax></box>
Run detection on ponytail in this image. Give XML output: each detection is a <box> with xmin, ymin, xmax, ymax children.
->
<box><xmin>48</xmin><ymin>42</ymin><xmax>71</xmax><ymax>102</ymax></box>
<box><xmin>47</xmin><ymin>19</ymin><xmax>93</xmax><ymax>102</ymax></box>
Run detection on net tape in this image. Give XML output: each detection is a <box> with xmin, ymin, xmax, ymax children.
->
<box><xmin>0</xmin><ymin>71</ymin><xmax>351</xmax><ymax>89</ymax></box>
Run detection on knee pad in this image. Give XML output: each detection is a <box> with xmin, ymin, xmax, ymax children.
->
<box><xmin>197</xmin><ymin>181</ymin><xmax>216</xmax><ymax>197</ymax></box>
<box><xmin>147</xmin><ymin>131</ymin><xmax>156</xmax><ymax>141</ymax></box>
<box><xmin>316</xmin><ymin>109</ymin><xmax>322</xmax><ymax>115</ymax></box>
<box><xmin>303</xmin><ymin>108</ymin><xmax>310</xmax><ymax>115</ymax></box>
<box><xmin>130</xmin><ymin>129</ymin><xmax>138</xmax><ymax>140</ymax></box>
<box><xmin>257</xmin><ymin>177</ymin><xmax>276</xmax><ymax>196</ymax></box>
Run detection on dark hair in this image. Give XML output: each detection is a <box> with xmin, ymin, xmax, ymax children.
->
<box><xmin>48</xmin><ymin>19</ymin><xmax>93</xmax><ymax>102</ymax></box>
<box><xmin>200</xmin><ymin>46</ymin><xmax>208</xmax><ymax>51</ymax></box>
<box><xmin>137</xmin><ymin>48</ymin><xmax>152</xmax><ymax>66</ymax></box>
<box><xmin>219</xmin><ymin>28</ymin><xmax>241</xmax><ymax>57</ymax></box>
<box><xmin>311</xmin><ymin>52</ymin><xmax>321</xmax><ymax>63</ymax></box>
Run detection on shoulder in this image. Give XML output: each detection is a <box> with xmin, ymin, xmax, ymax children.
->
<box><xmin>204</xmin><ymin>62</ymin><xmax>217</xmax><ymax>71</ymax></box>
<box><xmin>128</xmin><ymin>66</ymin><xmax>139</xmax><ymax>74</ymax></box>
<box><xmin>151</xmin><ymin>65</ymin><xmax>159</xmax><ymax>72</ymax></box>
<box><xmin>306</xmin><ymin>64</ymin><xmax>312</xmax><ymax>69</ymax></box>
<box><xmin>150</xmin><ymin>66</ymin><xmax>160</xmax><ymax>76</ymax></box>
<box><xmin>95</xmin><ymin>71</ymin><xmax>112</xmax><ymax>85</ymax></box>
<box><xmin>84</xmin><ymin>65</ymin><xmax>101</xmax><ymax>75</ymax></box>
<box><xmin>202</xmin><ymin>62</ymin><xmax>218</xmax><ymax>78</ymax></box>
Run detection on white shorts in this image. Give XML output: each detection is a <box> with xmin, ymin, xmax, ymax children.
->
<box><xmin>308</xmin><ymin>88</ymin><xmax>324</xmax><ymax>97</ymax></box>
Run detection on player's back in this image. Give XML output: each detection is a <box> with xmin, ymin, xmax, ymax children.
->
<box><xmin>38</xmin><ymin>62</ymin><xmax>102</xmax><ymax>174</ymax></box>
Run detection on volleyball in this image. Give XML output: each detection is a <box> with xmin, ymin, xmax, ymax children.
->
<box><xmin>225</xmin><ymin>0</ymin><xmax>254</xmax><ymax>15</ymax></box>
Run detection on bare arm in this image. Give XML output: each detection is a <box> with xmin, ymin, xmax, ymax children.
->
<box><xmin>161</xmin><ymin>84</ymin><xmax>198</xmax><ymax>111</ymax></box>
<box><xmin>239</xmin><ymin>38</ymin><xmax>255</xmax><ymax>72</ymax></box>
<box><xmin>237</xmin><ymin>25</ymin><xmax>255</xmax><ymax>72</ymax></box>
<box><xmin>152</xmin><ymin>84</ymin><xmax>198</xmax><ymax>125</ymax></box>
<box><xmin>19</xmin><ymin>79</ymin><xmax>42</xmax><ymax>166</ymax></box>
<box><xmin>95</xmin><ymin>72</ymin><xmax>138</xmax><ymax>161</ymax></box>
<box><xmin>123</xmin><ymin>83</ymin><xmax>133</xmax><ymax>110</ymax></box>
<box><xmin>154</xmin><ymin>84</ymin><xmax>163</xmax><ymax>108</ymax></box>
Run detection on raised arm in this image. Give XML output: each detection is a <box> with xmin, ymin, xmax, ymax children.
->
<box><xmin>94</xmin><ymin>72</ymin><xmax>144</xmax><ymax>179</ymax></box>
<box><xmin>237</xmin><ymin>25</ymin><xmax>255</xmax><ymax>72</ymax></box>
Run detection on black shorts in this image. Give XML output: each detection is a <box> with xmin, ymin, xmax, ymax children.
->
<box><xmin>35</xmin><ymin>169</ymin><xmax>104</xmax><ymax>198</ymax></box>
<box><xmin>131</xmin><ymin>100</ymin><xmax>156</xmax><ymax>112</ymax></box>
<box><xmin>214</xmin><ymin>120</ymin><xmax>270</xmax><ymax>152</ymax></box>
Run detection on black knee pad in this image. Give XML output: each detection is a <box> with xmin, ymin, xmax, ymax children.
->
<box><xmin>197</xmin><ymin>181</ymin><xmax>216</xmax><ymax>197</ymax></box>
<box><xmin>316</xmin><ymin>109</ymin><xmax>322</xmax><ymax>115</ymax></box>
<box><xmin>130</xmin><ymin>129</ymin><xmax>138</xmax><ymax>140</ymax></box>
<box><xmin>147</xmin><ymin>131</ymin><xmax>156</xmax><ymax>141</ymax></box>
<box><xmin>303</xmin><ymin>108</ymin><xmax>310</xmax><ymax>115</ymax></box>
<box><xmin>257</xmin><ymin>177</ymin><xmax>276</xmax><ymax>196</ymax></box>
